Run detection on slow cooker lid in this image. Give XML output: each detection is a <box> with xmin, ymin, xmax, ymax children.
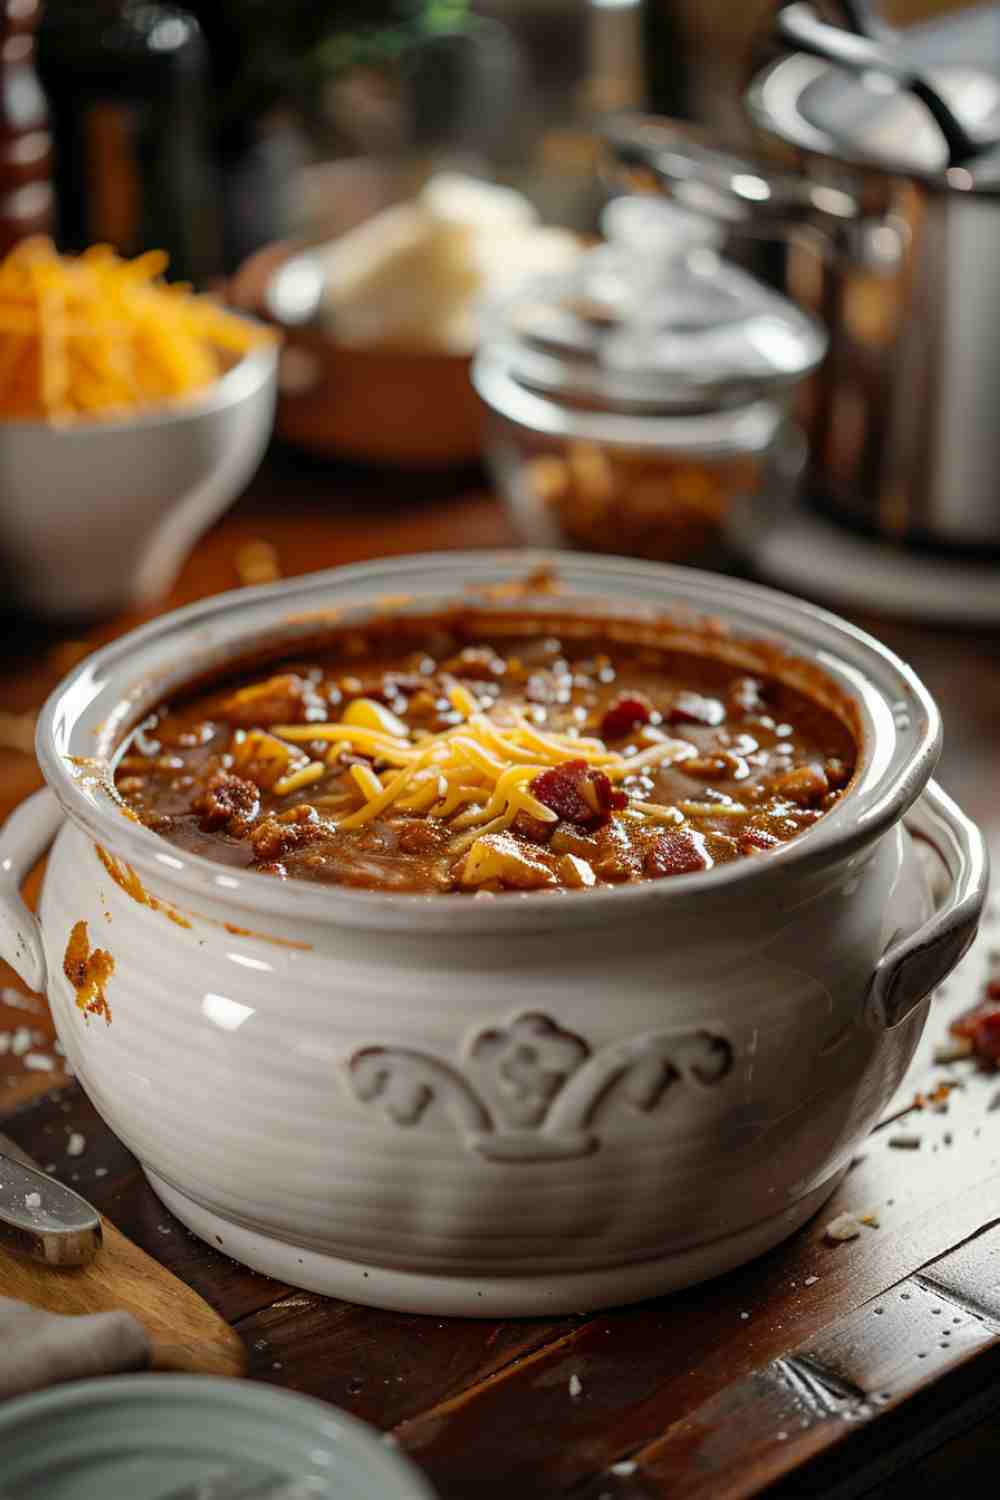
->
<box><xmin>752</xmin><ymin>7</ymin><xmax>1000</xmax><ymax>193</ymax></box>
<box><xmin>480</xmin><ymin>196</ymin><xmax>827</xmax><ymax>417</ymax></box>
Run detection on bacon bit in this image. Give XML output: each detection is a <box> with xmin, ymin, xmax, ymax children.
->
<box><xmin>644</xmin><ymin>827</ymin><xmax>711</xmax><ymax>879</ymax></box>
<box><xmin>397</xmin><ymin>822</ymin><xmax>442</xmax><ymax>855</ymax></box>
<box><xmin>950</xmin><ymin>992</ymin><xmax>1000</xmax><ymax>1067</ymax></box>
<box><xmin>63</xmin><ymin>920</ymin><xmax>114</xmax><ymax>1024</ymax></box>
<box><xmin>600</xmin><ymin>693</ymin><xmax>652</xmax><ymax>741</ymax></box>
<box><xmin>193</xmin><ymin>771</ymin><xmax>260</xmax><ymax>834</ymax></box>
<box><xmin>530</xmin><ymin>759</ymin><xmax>626</xmax><ymax>828</ymax></box>
<box><xmin>739</xmin><ymin>826</ymin><xmax>782</xmax><ymax>855</ymax></box>
<box><xmin>664</xmin><ymin>691</ymin><xmax>725</xmax><ymax>728</ymax></box>
<box><xmin>968</xmin><ymin>1010</ymin><xmax>1000</xmax><ymax>1065</ymax></box>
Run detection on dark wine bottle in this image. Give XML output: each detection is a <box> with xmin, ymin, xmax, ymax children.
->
<box><xmin>36</xmin><ymin>0</ymin><xmax>221</xmax><ymax>282</ymax></box>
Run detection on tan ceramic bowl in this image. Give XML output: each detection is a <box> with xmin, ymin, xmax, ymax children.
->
<box><xmin>230</xmin><ymin>242</ymin><xmax>483</xmax><ymax>470</ymax></box>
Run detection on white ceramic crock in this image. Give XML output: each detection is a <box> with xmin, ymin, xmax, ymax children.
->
<box><xmin>0</xmin><ymin>553</ymin><xmax>987</xmax><ymax>1316</ymax></box>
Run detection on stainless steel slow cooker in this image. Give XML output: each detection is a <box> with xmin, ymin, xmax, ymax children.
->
<box><xmin>605</xmin><ymin>2</ymin><xmax>1000</xmax><ymax>555</ymax></box>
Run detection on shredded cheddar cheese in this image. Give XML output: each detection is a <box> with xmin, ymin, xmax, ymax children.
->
<box><xmin>270</xmin><ymin>692</ymin><xmax>695</xmax><ymax>847</ymax></box>
<box><xmin>0</xmin><ymin>237</ymin><xmax>274</xmax><ymax>423</ymax></box>
<box><xmin>272</xmin><ymin>761</ymin><xmax>326</xmax><ymax>797</ymax></box>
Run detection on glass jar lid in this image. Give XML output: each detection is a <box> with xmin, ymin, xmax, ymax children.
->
<box><xmin>478</xmin><ymin>195</ymin><xmax>827</xmax><ymax>417</ymax></box>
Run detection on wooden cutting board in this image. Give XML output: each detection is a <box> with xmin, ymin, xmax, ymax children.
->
<box><xmin>0</xmin><ymin>1134</ymin><xmax>245</xmax><ymax>1377</ymax></box>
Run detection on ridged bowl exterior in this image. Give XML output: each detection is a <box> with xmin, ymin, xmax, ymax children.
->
<box><xmin>42</xmin><ymin>816</ymin><xmax>931</xmax><ymax>1281</ymax></box>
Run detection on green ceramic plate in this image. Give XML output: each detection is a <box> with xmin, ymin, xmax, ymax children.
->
<box><xmin>0</xmin><ymin>1375</ymin><xmax>436</xmax><ymax>1499</ymax></box>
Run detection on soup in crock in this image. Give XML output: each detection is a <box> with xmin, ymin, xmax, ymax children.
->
<box><xmin>113</xmin><ymin>610</ymin><xmax>857</xmax><ymax>893</ymax></box>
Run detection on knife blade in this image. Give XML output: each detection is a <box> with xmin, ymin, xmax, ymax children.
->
<box><xmin>0</xmin><ymin>1134</ymin><xmax>101</xmax><ymax>1267</ymax></box>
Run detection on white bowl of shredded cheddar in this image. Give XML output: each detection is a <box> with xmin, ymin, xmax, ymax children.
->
<box><xmin>0</xmin><ymin>238</ymin><xmax>278</xmax><ymax>617</ymax></box>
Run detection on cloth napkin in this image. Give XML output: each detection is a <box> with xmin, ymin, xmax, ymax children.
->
<box><xmin>0</xmin><ymin>1296</ymin><xmax>150</xmax><ymax>1401</ymax></box>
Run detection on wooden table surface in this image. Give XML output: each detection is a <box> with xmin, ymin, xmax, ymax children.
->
<box><xmin>2</xmin><ymin>451</ymin><xmax>1000</xmax><ymax>1499</ymax></box>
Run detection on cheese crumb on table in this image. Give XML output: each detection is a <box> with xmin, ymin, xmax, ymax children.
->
<box><xmin>824</xmin><ymin>1212</ymin><xmax>862</xmax><ymax>1243</ymax></box>
<box><xmin>804</xmin><ymin>1275</ymin><xmax>819</xmax><ymax>1286</ymax></box>
<box><xmin>66</xmin><ymin>1132</ymin><xmax>85</xmax><ymax>1157</ymax></box>
<box><xmin>611</xmin><ymin>1460</ymin><xmax>638</xmax><ymax>1476</ymax></box>
<box><xmin>569</xmin><ymin>1373</ymin><xmax>583</xmax><ymax>1398</ymax></box>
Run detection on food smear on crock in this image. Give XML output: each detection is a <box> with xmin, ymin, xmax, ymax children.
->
<box><xmin>113</xmin><ymin>617</ymin><xmax>857</xmax><ymax>894</ymax></box>
<box><xmin>63</xmin><ymin>919</ymin><xmax>114</xmax><ymax>1022</ymax></box>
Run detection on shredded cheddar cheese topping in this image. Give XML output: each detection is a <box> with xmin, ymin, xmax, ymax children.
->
<box><xmin>0</xmin><ymin>237</ymin><xmax>274</xmax><ymax>423</ymax></box>
<box><xmin>271</xmin><ymin>685</ymin><xmax>694</xmax><ymax>847</ymax></box>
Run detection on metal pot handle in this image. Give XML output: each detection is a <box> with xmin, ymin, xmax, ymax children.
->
<box><xmin>775</xmin><ymin>3</ymin><xmax>978</xmax><ymax>166</ymax></box>
<box><xmin>870</xmin><ymin>780</ymin><xmax>988</xmax><ymax>1029</ymax></box>
<box><xmin>0</xmin><ymin>788</ymin><xmax>62</xmax><ymax>993</ymax></box>
<box><xmin>601</xmin><ymin>115</ymin><xmax>860</xmax><ymax>244</ymax></box>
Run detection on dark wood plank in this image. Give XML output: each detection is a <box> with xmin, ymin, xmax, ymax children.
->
<box><xmin>236</xmin><ymin>1297</ymin><xmax>578</xmax><ymax>1427</ymax></box>
<box><xmin>625</xmin><ymin>1223</ymin><xmax>1000</xmax><ymax>1500</ymax></box>
<box><xmin>862</xmin><ymin>1418</ymin><xmax>1000</xmax><ymax>1500</ymax></box>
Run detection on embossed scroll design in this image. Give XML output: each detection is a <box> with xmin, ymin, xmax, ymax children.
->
<box><xmin>346</xmin><ymin>1012</ymin><xmax>733</xmax><ymax>1163</ymax></box>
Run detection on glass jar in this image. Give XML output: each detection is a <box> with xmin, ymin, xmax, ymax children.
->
<box><xmin>473</xmin><ymin>194</ymin><xmax>824</xmax><ymax>567</ymax></box>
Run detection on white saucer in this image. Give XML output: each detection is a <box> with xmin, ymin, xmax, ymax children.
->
<box><xmin>746</xmin><ymin>506</ymin><xmax>1000</xmax><ymax>627</ymax></box>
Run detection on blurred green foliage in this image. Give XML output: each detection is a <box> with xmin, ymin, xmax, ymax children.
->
<box><xmin>200</xmin><ymin>0</ymin><xmax>469</xmax><ymax>130</ymax></box>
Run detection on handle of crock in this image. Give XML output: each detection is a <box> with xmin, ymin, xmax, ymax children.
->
<box><xmin>870</xmin><ymin>780</ymin><xmax>988</xmax><ymax>1029</ymax></box>
<box><xmin>0</xmin><ymin>788</ymin><xmax>62</xmax><ymax>993</ymax></box>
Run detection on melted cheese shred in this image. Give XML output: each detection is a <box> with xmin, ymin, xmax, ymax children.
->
<box><xmin>271</xmin><ymin>693</ymin><xmax>695</xmax><ymax>842</ymax></box>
